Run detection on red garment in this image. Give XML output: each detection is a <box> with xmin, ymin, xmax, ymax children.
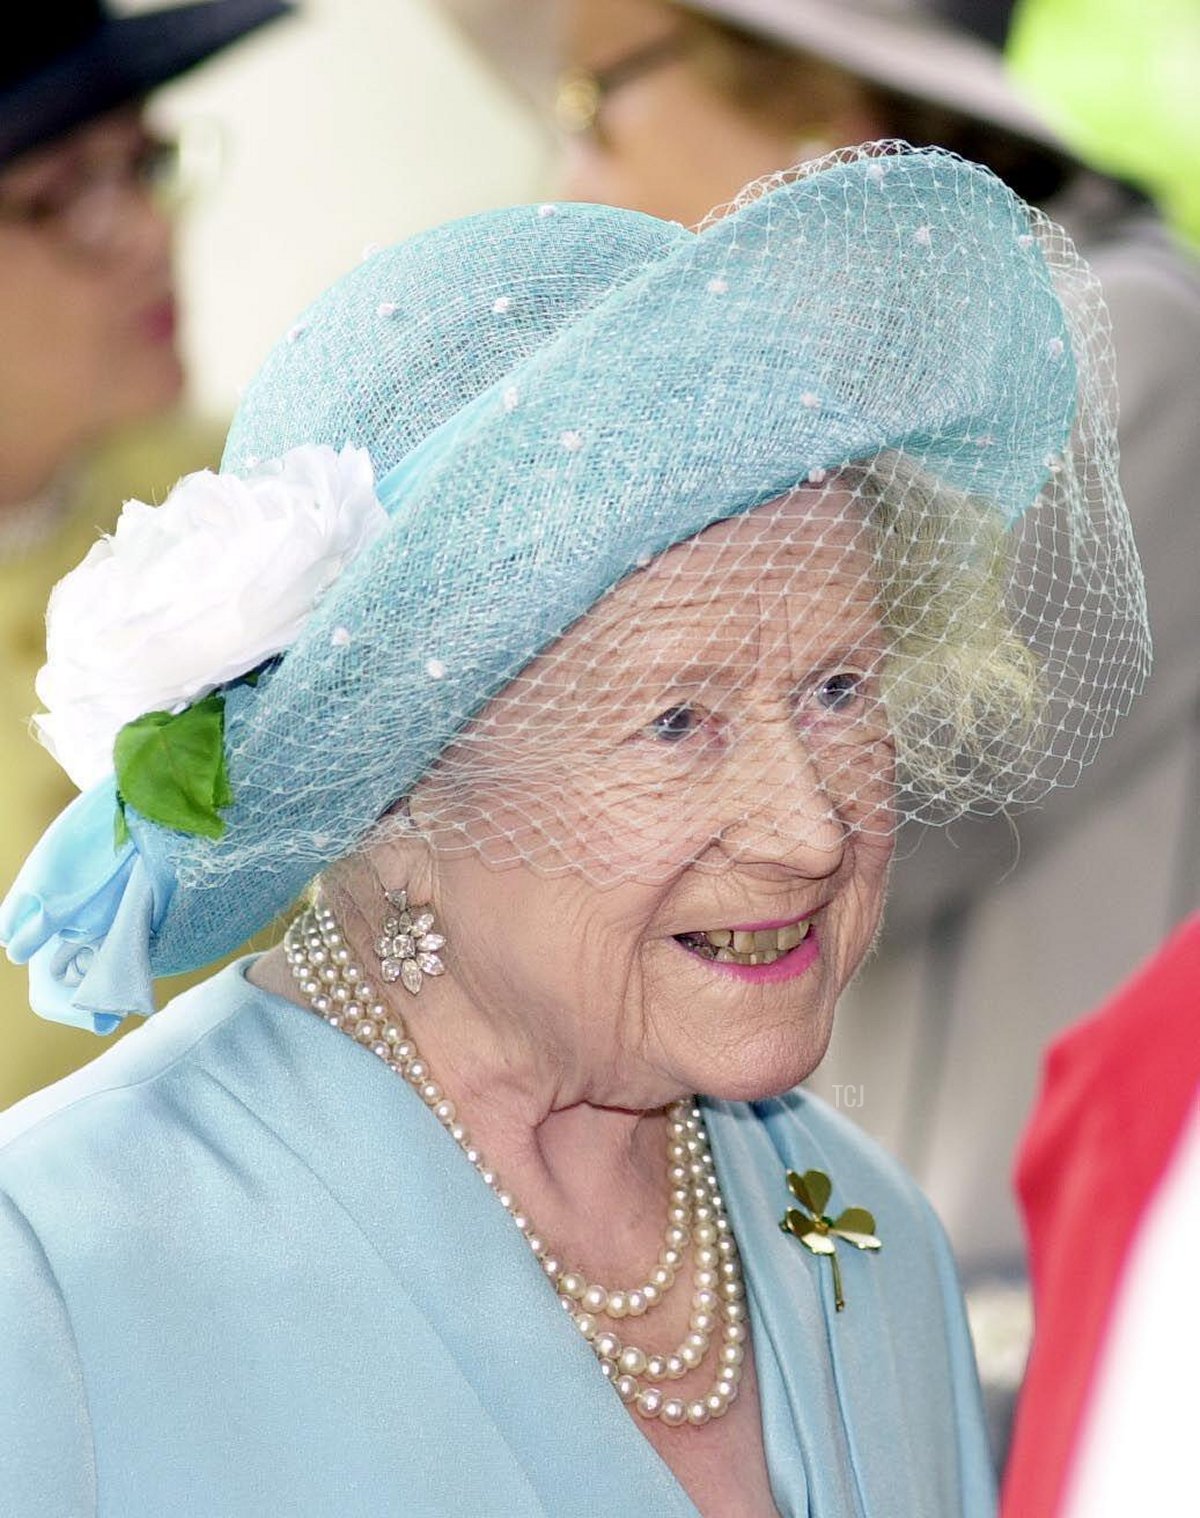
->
<box><xmin>1002</xmin><ymin>913</ymin><xmax>1200</xmax><ymax>1518</ymax></box>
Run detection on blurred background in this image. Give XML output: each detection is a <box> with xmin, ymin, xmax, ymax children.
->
<box><xmin>153</xmin><ymin>0</ymin><xmax>547</xmax><ymax>418</ymax></box>
<box><xmin>3</xmin><ymin>0</ymin><xmax>1197</xmax><ymax>1489</ymax></box>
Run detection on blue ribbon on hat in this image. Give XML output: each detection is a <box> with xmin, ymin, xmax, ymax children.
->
<box><xmin>0</xmin><ymin>780</ymin><xmax>175</xmax><ymax>1032</ymax></box>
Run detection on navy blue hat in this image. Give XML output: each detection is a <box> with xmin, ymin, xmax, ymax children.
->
<box><xmin>0</xmin><ymin>0</ymin><xmax>292</xmax><ymax>167</ymax></box>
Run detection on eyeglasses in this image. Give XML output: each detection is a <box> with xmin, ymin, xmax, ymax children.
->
<box><xmin>553</xmin><ymin>31</ymin><xmax>691</xmax><ymax>139</ymax></box>
<box><xmin>0</xmin><ymin>132</ymin><xmax>190</xmax><ymax>260</ymax></box>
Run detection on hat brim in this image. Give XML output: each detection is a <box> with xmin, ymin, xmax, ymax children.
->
<box><xmin>0</xmin><ymin>0</ymin><xmax>293</xmax><ymax>167</ymax></box>
<box><xmin>683</xmin><ymin>0</ymin><xmax>1064</xmax><ymax>152</ymax></box>
<box><xmin>440</xmin><ymin>0</ymin><xmax>1065</xmax><ymax>155</ymax></box>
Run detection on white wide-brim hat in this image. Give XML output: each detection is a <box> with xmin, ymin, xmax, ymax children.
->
<box><xmin>442</xmin><ymin>0</ymin><xmax>1066</xmax><ymax>154</ymax></box>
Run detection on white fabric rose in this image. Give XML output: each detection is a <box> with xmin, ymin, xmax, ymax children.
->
<box><xmin>35</xmin><ymin>444</ymin><xmax>388</xmax><ymax>791</ymax></box>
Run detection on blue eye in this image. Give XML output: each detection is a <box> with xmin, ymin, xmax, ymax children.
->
<box><xmin>816</xmin><ymin>672</ymin><xmax>862</xmax><ymax>713</ymax></box>
<box><xmin>645</xmin><ymin>705</ymin><xmax>705</xmax><ymax>742</ymax></box>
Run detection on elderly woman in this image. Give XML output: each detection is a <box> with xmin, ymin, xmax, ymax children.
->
<box><xmin>0</xmin><ymin>147</ymin><xmax>1146</xmax><ymax>1516</ymax></box>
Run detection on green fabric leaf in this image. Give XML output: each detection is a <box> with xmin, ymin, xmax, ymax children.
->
<box><xmin>800</xmin><ymin>1169</ymin><xmax>832</xmax><ymax>1216</ymax></box>
<box><xmin>113</xmin><ymin>694</ymin><xmax>231</xmax><ymax>840</ymax></box>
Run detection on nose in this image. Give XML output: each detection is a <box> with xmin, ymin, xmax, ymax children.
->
<box><xmin>713</xmin><ymin>717</ymin><xmax>849</xmax><ymax>879</ymax></box>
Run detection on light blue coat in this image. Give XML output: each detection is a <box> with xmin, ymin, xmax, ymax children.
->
<box><xmin>0</xmin><ymin>963</ymin><xmax>996</xmax><ymax>1516</ymax></box>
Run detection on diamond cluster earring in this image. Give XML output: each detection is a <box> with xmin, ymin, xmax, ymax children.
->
<box><xmin>374</xmin><ymin>888</ymin><xmax>446</xmax><ymax>994</ymax></box>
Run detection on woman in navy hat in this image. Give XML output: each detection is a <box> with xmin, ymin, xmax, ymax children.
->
<box><xmin>0</xmin><ymin>1</ymin><xmax>290</xmax><ymax>1107</ymax></box>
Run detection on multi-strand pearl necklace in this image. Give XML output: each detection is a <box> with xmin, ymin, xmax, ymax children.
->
<box><xmin>283</xmin><ymin>899</ymin><xmax>749</xmax><ymax>1428</ymax></box>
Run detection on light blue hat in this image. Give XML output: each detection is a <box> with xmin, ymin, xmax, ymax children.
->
<box><xmin>0</xmin><ymin>146</ymin><xmax>1148</xmax><ymax>1031</ymax></box>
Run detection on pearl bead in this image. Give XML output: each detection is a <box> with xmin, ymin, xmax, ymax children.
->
<box><xmin>725</xmin><ymin>1301</ymin><xmax>746</xmax><ymax>1323</ymax></box>
<box><xmin>607</xmin><ymin>1292</ymin><xmax>628</xmax><ymax>1318</ymax></box>
<box><xmin>594</xmin><ymin>1331</ymin><xmax>621</xmax><ymax>1360</ymax></box>
<box><xmin>660</xmin><ymin>1399</ymin><xmax>687</xmax><ymax>1427</ymax></box>
<box><xmin>635</xmin><ymin>1388</ymin><xmax>663</xmax><ymax>1419</ymax></box>
<box><xmin>616</xmin><ymin>1375</ymin><xmax>638</xmax><ymax>1402</ymax></box>
<box><xmin>434</xmin><ymin>1099</ymin><xmax>456</xmax><ymax>1123</ymax></box>
<box><xmin>574</xmin><ymin>1312</ymin><xmax>597</xmax><ymax>1340</ymax></box>
<box><xmin>646</xmin><ymin>1355</ymin><xmax>668</xmax><ymax>1380</ymax></box>
<box><xmin>641</xmin><ymin>1284</ymin><xmax>661</xmax><ymax>1308</ymax></box>
<box><xmin>407</xmin><ymin>1059</ymin><xmax>428</xmax><ymax>1082</ymax></box>
<box><xmin>598</xmin><ymin>1358</ymin><xmax>617</xmax><ymax>1380</ymax></box>
<box><xmin>706</xmin><ymin>1392</ymin><xmax>730</xmax><ymax>1418</ymax></box>
<box><xmin>724</xmin><ymin>1321</ymin><xmax>747</xmax><ymax>1344</ymax></box>
<box><xmin>691</xmin><ymin>1310</ymin><xmax>717</xmax><ymax>1334</ymax></box>
<box><xmin>687</xmin><ymin>1400</ymin><xmax>711</xmax><ymax>1426</ymax></box>
<box><xmin>679</xmin><ymin>1343</ymin><xmax>702</xmax><ymax>1370</ymax></box>
<box><xmin>618</xmin><ymin>1346</ymin><xmax>647</xmax><ymax>1376</ymax></box>
<box><xmin>651</xmin><ymin>1266</ymin><xmax>674</xmax><ymax>1290</ymax></box>
<box><xmin>625</xmin><ymin>1290</ymin><xmax>647</xmax><ymax>1316</ymax></box>
<box><xmin>665</xmin><ymin>1355</ymin><xmax>685</xmax><ymax>1379</ymax></box>
<box><xmin>721</xmin><ymin>1280</ymin><xmax>745</xmax><ymax>1302</ymax></box>
<box><xmin>559</xmin><ymin>1272</ymin><xmax>586</xmax><ymax>1300</ymax></box>
<box><xmin>582</xmin><ymin>1284</ymin><xmax>608</xmax><ymax>1314</ymax></box>
<box><xmin>720</xmin><ymin>1343</ymin><xmax>745</xmax><ymax>1367</ymax></box>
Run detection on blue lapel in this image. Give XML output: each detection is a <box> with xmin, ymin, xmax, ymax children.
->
<box><xmin>706</xmin><ymin>1093</ymin><xmax>923</xmax><ymax>1518</ymax></box>
<box><xmin>215</xmin><ymin>976</ymin><xmax>701</xmax><ymax>1517</ymax></box>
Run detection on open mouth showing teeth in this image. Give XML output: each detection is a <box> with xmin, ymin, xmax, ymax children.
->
<box><xmin>674</xmin><ymin>920</ymin><xmax>812</xmax><ymax>966</ymax></box>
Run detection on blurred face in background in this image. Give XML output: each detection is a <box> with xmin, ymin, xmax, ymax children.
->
<box><xmin>0</xmin><ymin>104</ymin><xmax>184</xmax><ymax>499</ymax></box>
<box><xmin>555</xmin><ymin>0</ymin><xmax>880</xmax><ymax>225</ymax></box>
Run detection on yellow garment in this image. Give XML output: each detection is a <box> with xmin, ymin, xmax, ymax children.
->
<box><xmin>0</xmin><ymin>415</ymin><xmax>229</xmax><ymax>1110</ymax></box>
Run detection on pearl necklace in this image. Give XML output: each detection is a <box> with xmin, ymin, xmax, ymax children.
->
<box><xmin>283</xmin><ymin>900</ymin><xmax>748</xmax><ymax>1428</ymax></box>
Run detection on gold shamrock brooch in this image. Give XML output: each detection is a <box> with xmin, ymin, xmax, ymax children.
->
<box><xmin>779</xmin><ymin>1168</ymin><xmax>881</xmax><ymax>1311</ymax></box>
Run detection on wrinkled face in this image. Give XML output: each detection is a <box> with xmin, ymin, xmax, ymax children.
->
<box><xmin>0</xmin><ymin>106</ymin><xmax>183</xmax><ymax>482</ymax></box>
<box><xmin>408</xmin><ymin>490</ymin><xmax>896</xmax><ymax>1106</ymax></box>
